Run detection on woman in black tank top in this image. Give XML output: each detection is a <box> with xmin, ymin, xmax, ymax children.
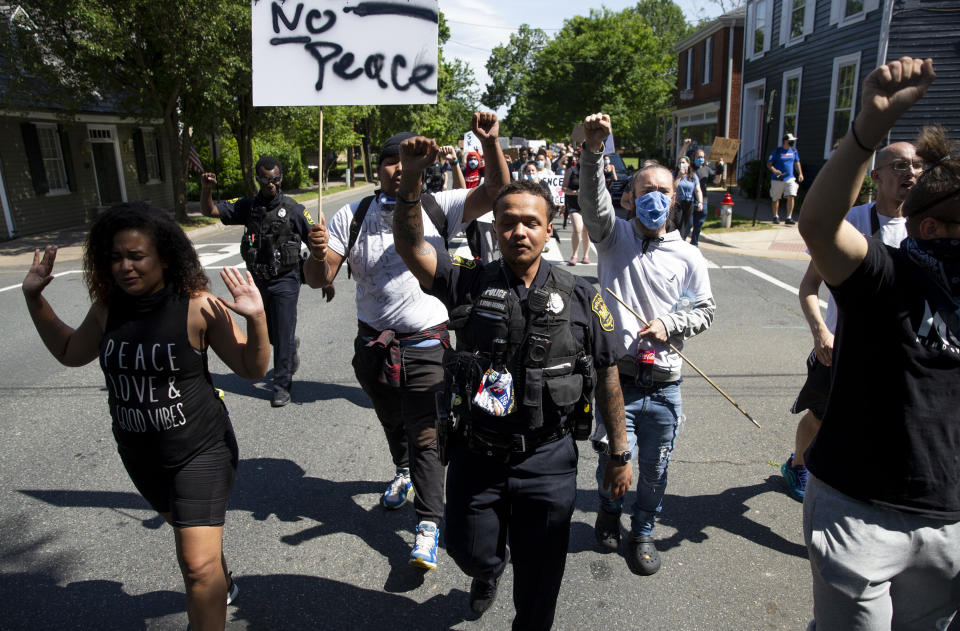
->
<box><xmin>22</xmin><ymin>202</ymin><xmax>270</xmax><ymax>630</ymax></box>
<box><xmin>563</xmin><ymin>156</ymin><xmax>593</xmax><ymax>265</ymax></box>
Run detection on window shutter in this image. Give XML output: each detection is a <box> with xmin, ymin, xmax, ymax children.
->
<box><xmin>804</xmin><ymin>0</ymin><xmax>816</xmax><ymax>34</ymax></box>
<box><xmin>20</xmin><ymin>122</ymin><xmax>49</xmax><ymax>196</ymax></box>
<box><xmin>864</xmin><ymin>0</ymin><xmax>879</xmax><ymax>12</ymax></box>
<box><xmin>154</xmin><ymin>133</ymin><xmax>164</xmax><ymax>181</ymax></box>
<box><xmin>58</xmin><ymin>124</ymin><xmax>76</xmax><ymax>192</ymax></box>
<box><xmin>780</xmin><ymin>0</ymin><xmax>791</xmax><ymax>45</ymax></box>
<box><xmin>764</xmin><ymin>1</ymin><xmax>773</xmax><ymax>52</ymax></box>
<box><xmin>829</xmin><ymin>0</ymin><xmax>841</xmax><ymax>24</ymax></box>
<box><xmin>133</xmin><ymin>128</ymin><xmax>148</xmax><ymax>184</ymax></box>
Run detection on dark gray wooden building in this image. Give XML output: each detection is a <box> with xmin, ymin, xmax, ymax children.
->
<box><xmin>739</xmin><ymin>0</ymin><xmax>959</xmax><ymax>184</ymax></box>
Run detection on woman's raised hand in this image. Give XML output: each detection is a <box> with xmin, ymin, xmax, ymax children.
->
<box><xmin>218</xmin><ymin>267</ymin><xmax>265</xmax><ymax>320</ymax></box>
<box><xmin>22</xmin><ymin>246</ymin><xmax>58</xmax><ymax>299</ymax></box>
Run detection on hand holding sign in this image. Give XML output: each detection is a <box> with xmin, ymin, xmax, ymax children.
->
<box><xmin>471</xmin><ymin>112</ymin><xmax>500</xmax><ymax>146</ymax></box>
<box><xmin>583</xmin><ymin>113</ymin><xmax>612</xmax><ymax>153</ymax></box>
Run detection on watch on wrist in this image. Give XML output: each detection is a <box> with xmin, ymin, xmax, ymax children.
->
<box><xmin>608</xmin><ymin>449</ymin><xmax>632</xmax><ymax>465</ymax></box>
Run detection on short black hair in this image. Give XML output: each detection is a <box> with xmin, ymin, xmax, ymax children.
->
<box><xmin>255</xmin><ymin>155</ymin><xmax>282</xmax><ymax>175</ymax></box>
<box><xmin>493</xmin><ymin>180</ymin><xmax>558</xmax><ymax>223</ymax></box>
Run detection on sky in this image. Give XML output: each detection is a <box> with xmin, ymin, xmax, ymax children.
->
<box><xmin>440</xmin><ymin>0</ymin><xmax>725</xmax><ymax>113</ymax></box>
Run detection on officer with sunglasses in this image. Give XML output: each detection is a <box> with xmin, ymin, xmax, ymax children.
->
<box><xmin>201</xmin><ymin>156</ymin><xmax>330</xmax><ymax>407</ymax></box>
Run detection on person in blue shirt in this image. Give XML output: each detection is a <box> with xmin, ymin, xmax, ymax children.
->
<box><xmin>767</xmin><ymin>133</ymin><xmax>805</xmax><ymax>224</ymax></box>
<box><xmin>674</xmin><ymin>157</ymin><xmax>702</xmax><ymax>238</ymax></box>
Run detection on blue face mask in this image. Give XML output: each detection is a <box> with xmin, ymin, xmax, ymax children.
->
<box><xmin>694</xmin><ymin>157</ymin><xmax>705</xmax><ymax>167</ymax></box>
<box><xmin>524</xmin><ymin>173</ymin><xmax>537</xmax><ymax>181</ymax></box>
<box><xmin>467</xmin><ymin>160</ymin><xmax>479</xmax><ymax>169</ymax></box>
<box><xmin>634</xmin><ymin>191</ymin><xmax>671</xmax><ymax>230</ymax></box>
<box><xmin>537</xmin><ymin>160</ymin><xmax>545</xmax><ymax>168</ymax></box>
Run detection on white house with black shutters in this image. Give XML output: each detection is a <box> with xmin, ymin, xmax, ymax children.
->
<box><xmin>0</xmin><ymin>4</ymin><xmax>173</xmax><ymax>240</ymax></box>
<box><xmin>739</xmin><ymin>0</ymin><xmax>959</xmax><ymax>185</ymax></box>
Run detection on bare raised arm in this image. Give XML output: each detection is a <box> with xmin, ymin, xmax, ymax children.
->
<box><xmin>23</xmin><ymin>245</ymin><xmax>106</xmax><ymax>366</ymax></box>
<box><xmin>463</xmin><ymin>112</ymin><xmax>510</xmax><ymax>222</ymax></box>
<box><xmin>195</xmin><ymin>268</ymin><xmax>270</xmax><ymax>379</ymax></box>
<box><xmin>393</xmin><ymin>136</ymin><xmax>441</xmax><ymax>291</ymax></box>
<box><xmin>199</xmin><ymin>172</ymin><xmax>221</xmax><ymax>218</ymax></box>
<box><xmin>798</xmin><ymin>57</ymin><xmax>935</xmax><ymax>286</ymax></box>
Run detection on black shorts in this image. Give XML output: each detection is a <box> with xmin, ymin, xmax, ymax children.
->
<box><xmin>119</xmin><ymin>422</ymin><xmax>239</xmax><ymax>528</ymax></box>
<box><xmin>790</xmin><ymin>349</ymin><xmax>831</xmax><ymax>418</ymax></box>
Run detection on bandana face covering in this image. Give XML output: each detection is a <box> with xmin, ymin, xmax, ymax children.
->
<box><xmin>634</xmin><ymin>191</ymin><xmax>671</xmax><ymax>231</ymax></box>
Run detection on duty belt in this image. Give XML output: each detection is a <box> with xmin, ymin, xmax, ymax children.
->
<box><xmin>464</xmin><ymin>421</ymin><xmax>572</xmax><ymax>461</ymax></box>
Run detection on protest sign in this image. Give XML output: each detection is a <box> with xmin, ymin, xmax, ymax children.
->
<box><xmin>540</xmin><ymin>174</ymin><xmax>565</xmax><ymax>207</ymax></box>
<box><xmin>252</xmin><ymin>0</ymin><xmax>439</xmax><ymax>106</ymax></box>
<box><xmin>463</xmin><ymin>131</ymin><xmax>483</xmax><ymax>155</ymax></box>
<box><xmin>708</xmin><ymin>137</ymin><xmax>741</xmax><ymax>162</ymax></box>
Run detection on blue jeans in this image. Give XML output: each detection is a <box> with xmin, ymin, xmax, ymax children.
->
<box><xmin>689</xmin><ymin>209</ymin><xmax>707</xmax><ymax>246</ymax></box>
<box><xmin>595</xmin><ymin>382</ymin><xmax>683</xmax><ymax>537</ymax></box>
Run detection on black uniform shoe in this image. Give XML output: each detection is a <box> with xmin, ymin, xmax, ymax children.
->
<box><xmin>626</xmin><ymin>534</ymin><xmax>661</xmax><ymax>576</ymax></box>
<box><xmin>271</xmin><ymin>387</ymin><xmax>291</xmax><ymax>407</ymax></box>
<box><xmin>594</xmin><ymin>510</ymin><xmax>622</xmax><ymax>552</ymax></box>
<box><xmin>469</xmin><ymin>576</ymin><xmax>500</xmax><ymax>614</ymax></box>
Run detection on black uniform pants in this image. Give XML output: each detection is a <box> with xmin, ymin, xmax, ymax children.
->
<box><xmin>353</xmin><ymin>338</ymin><xmax>446</xmax><ymax>524</ymax></box>
<box><xmin>445</xmin><ymin>434</ymin><xmax>578</xmax><ymax>631</ymax></box>
<box><xmin>255</xmin><ymin>272</ymin><xmax>300</xmax><ymax>392</ymax></box>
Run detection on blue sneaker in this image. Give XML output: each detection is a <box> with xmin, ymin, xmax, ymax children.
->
<box><xmin>781</xmin><ymin>453</ymin><xmax>809</xmax><ymax>502</ymax></box>
<box><xmin>381</xmin><ymin>468</ymin><xmax>413</xmax><ymax>509</ymax></box>
<box><xmin>409</xmin><ymin>521</ymin><xmax>439</xmax><ymax>570</ymax></box>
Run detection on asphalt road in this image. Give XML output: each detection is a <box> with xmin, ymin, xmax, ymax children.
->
<box><xmin>0</xmin><ymin>193</ymin><xmax>825</xmax><ymax>630</ymax></box>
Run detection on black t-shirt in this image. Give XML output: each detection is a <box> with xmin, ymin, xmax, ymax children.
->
<box><xmin>428</xmin><ymin>254</ymin><xmax>620</xmax><ymax>369</ymax></box>
<box><xmin>807</xmin><ymin>240</ymin><xmax>960</xmax><ymax>519</ymax></box>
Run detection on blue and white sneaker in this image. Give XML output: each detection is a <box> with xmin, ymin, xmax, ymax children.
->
<box><xmin>409</xmin><ymin>521</ymin><xmax>439</xmax><ymax>570</ymax></box>
<box><xmin>381</xmin><ymin>468</ymin><xmax>413</xmax><ymax>509</ymax></box>
<box><xmin>781</xmin><ymin>453</ymin><xmax>809</xmax><ymax>502</ymax></box>
<box><xmin>226</xmin><ymin>572</ymin><xmax>239</xmax><ymax>605</ymax></box>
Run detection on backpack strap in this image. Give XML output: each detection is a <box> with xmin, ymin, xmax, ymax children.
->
<box><xmin>347</xmin><ymin>194</ymin><xmax>377</xmax><ymax>254</ymax></box>
<box><xmin>420</xmin><ymin>192</ymin><xmax>448</xmax><ymax>249</ymax></box>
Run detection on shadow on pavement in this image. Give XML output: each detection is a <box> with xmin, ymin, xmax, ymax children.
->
<box><xmin>570</xmin><ymin>475</ymin><xmax>807</xmax><ymax>560</ymax></box>
<box><xmin>211</xmin><ymin>372</ymin><xmax>372</xmax><ymax>408</ymax></box>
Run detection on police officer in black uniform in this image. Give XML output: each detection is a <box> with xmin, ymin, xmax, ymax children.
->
<box><xmin>201</xmin><ymin>156</ymin><xmax>330</xmax><ymax>407</ymax></box>
<box><xmin>392</xmin><ymin>136</ymin><xmax>632</xmax><ymax>631</ymax></box>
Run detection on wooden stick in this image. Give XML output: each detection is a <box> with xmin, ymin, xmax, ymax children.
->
<box><xmin>605</xmin><ymin>287</ymin><xmax>761</xmax><ymax>429</ymax></box>
<box><xmin>317</xmin><ymin>106</ymin><xmax>323</xmax><ymax>215</ymax></box>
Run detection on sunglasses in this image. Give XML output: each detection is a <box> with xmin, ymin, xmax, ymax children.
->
<box><xmin>256</xmin><ymin>174</ymin><xmax>282</xmax><ymax>185</ymax></box>
<box><xmin>882</xmin><ymin>159</ymin><xmax>924</xmax><ymax>173</ymax></box>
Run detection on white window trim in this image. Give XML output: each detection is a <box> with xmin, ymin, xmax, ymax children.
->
<box><xmin>782</xmin><ymin>0</ymin><xmax>816</xmax><ymax>47</ymax></box>
<box><xmin>823</xmin><ymin>52</ymin><xmax>861</xmax><ymax>159</ymax></box>
<box><xmin>702</xmin><ymin>36</ymin><xmax>713</xmax><ymax>85</ymax></box>
<box><xmin>34</xmin><ymin>122</ymin><xmax>70</xmax><ymax>196</ymax></box>
<box><xmin>831</xmin><ymin>0</ymin><xmax>879</xmax><ymax>29</ymax></box>
<box><xmin>684</xmin><ymin>48</ymin><xmax>693</xmax><ymax>91</ymax></box>
<box><xmin>778</xmin><ymin>67</ymin><xmax>803</xmax><ymax>142</ymax></box>
<box><xmin>747</xmin><ymin>0</ymin><xmax>774</xmax><ymax>60</ymax></box>
<box><xmin>140</xmin><ymin>126</ymin><xmax>162</xmax><ymax>184</ymax></box>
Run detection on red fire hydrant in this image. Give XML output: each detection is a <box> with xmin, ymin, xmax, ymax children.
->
<box><xmin>720</xmin><ymin>192</ymin><xmax>734</xmax><ymax>229</ymax></box>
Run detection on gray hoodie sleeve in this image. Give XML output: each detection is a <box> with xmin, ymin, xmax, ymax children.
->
<box><xmin>577</xmin><ymin>146</ymin><xmax>617</xmax><ymax>243</ymax></box>
<box><xmin>660</xmin><ymin>295</ymin><xmax>716</xmax><ymax>341</ymax></box>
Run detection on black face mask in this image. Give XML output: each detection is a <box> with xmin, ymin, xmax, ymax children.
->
<box><xmin>788</xmin><ymin>141</ymin><xmax>796</xmax><ymax>147</ymax></box>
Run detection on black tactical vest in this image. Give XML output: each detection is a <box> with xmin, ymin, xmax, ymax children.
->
<box><xmin>240</xmin><ymin>195</ymin><xmax>302</xmax><ymax>280</ymax></box>
<box><xmin>446</xmin><ymin>263</ymin><xmax>592</xmax><ymax>432</ymax></box>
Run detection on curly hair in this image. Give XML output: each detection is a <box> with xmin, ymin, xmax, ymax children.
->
<box><xmin>493</xmin><ymin>179</ymin><xmax>559</xmax><ymax>223</ymax></box>
<box><xmin>903</xmin><ymin>125</ymin><xmax>960</xmax><ymax>222</ymax></box>
<box><xmin>83</xmin><ymin>202</ymin><xmax>208</xmax><ymax>305</ymax></box>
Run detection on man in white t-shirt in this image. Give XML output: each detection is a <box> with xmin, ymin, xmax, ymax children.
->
<box><xmin>782</xmin><ymin>141</ymin><xmax>920</xmax><ymax>502</ymax></box>
<box><xmin>579</xmin><ymin>113</ymin><xmax>715</xmax><ymax>577</ymax></box>
<box><xmin>303</xmin><ymin>113</ymin><xmax>510</xmax><ymax>571</ymax></box>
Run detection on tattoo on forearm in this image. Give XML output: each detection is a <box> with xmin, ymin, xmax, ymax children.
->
<box><xmin>596</xmin><ymin>365</ymin><xmax>627</xmax><ymax>448</ymax></box>
<box><xmin>393</xmin><ymin>203</ymin><xmax>425</xmax><ymax>246</ymax></box>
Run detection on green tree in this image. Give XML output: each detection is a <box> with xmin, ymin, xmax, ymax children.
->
<box><xmin>15</xmin><ymin>0</ymin><xmax>240</xmax><ymax>221</ymax></box>
<box><xmin>482</xmin><ymin>24</ymin><xmax>547</xmax><ymax>115</ymax></box>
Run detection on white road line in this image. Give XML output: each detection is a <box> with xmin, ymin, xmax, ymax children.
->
<box><xmin>0</xmin><ymin>270</ymin><xmax>83</xmax><ymax>293</ymax></box>
<box><xmin>716</xmin><ymin>263</ymin><xmax>828</xmax><ymax>310</ymax></box>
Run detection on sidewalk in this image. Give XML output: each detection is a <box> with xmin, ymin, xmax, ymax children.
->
<box><xmin>696</xmin><ymin>189</ymin><xmax>810</xmax><ymax>261</ymax></box>
<box><xmin>0</xmin><ymin>182</ymin><xmax>376</xmax><ymax>270</ymax></box>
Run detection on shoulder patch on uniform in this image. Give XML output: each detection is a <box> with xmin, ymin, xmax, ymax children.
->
<box><xmin>591</xmin><ymin>293</ymin><xmax>615</xmax><ymax>332</ymax></box>
<box><xmin>450</xmin><ymin>254</ymin><xmax>477</xmax><ymax>269</ymax></box>
<box><xmin>302</xmin><ymin>208</ymin><xmax>315</xmax><ymax>225</ymax></box>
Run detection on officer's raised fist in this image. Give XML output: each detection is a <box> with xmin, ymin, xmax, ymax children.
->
<box><xmin>201</xmin><ymin>172</ymin><xmax>218</xmax><ymax>188</ymax></box>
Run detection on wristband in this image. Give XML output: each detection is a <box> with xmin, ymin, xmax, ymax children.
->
<box><xmin>849</xmin><ymin>118</ymin><xmax>875</xmax><ymax>154</ymax></box>
<box><xmin>397</xmin><ymin>195</ymin><xmax>421</xmax><ymax>205</ymax></box>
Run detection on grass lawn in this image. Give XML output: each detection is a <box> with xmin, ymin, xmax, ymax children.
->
<box><xmin>701</xmin><ymin>213</ymin><xmax>774</xmax><ymax>232</ymax></box>
<box><xmin>288</xmin><ymin>184</ymin><xmax>359</xmax><ymax>203</ymax></box>
<box><xmin>178</xmin><ymin>215</ymin><xmax>219</xmax><ymax>231</ymax></box>
<box><xmin>623</xmin><ymin>156</ymin><xmax>639</xmax><ymax>169</ymax></box>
